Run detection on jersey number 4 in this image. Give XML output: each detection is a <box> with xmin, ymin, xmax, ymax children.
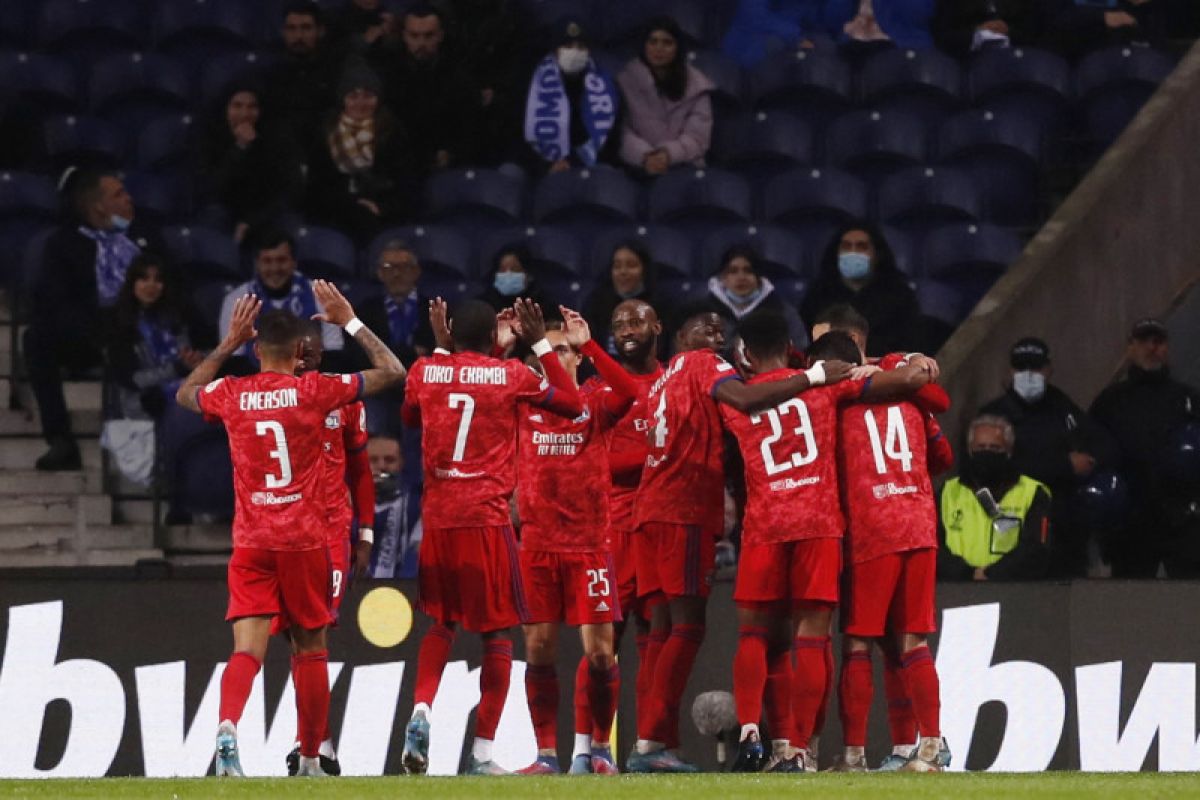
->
<box><xmin>448</xmin><ymin>392</ymin><xmax>476</xmax><ymax>461</ymax></box>
<box><xmin>863</xmin><ymin>406</ymin><xmax>914</xmax><ymax>474</ymax></box>
<box><xmin>255</xmin><ymin>420</ymin><xmax>293</xmax><ymax>488</ymax></box>
<box><xmin>751</xmin><ymin>398</ymin><xmax>818</xmax><ymax>475</ymax></box>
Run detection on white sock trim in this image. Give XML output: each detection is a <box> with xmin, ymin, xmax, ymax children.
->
<box><xmin>472</xmin><ymin>737</ymin><xmax>493</xmax><ymax>763</ymax></box>
<box><xmin>572</xmin><ymin>733</ymin><xmax>592</xmax><ymax>759</ymax></box>
<box><xmin>740</xmin><ymin>722</ymin><xmax>760</xmax><ymax>742</ymax></box>
<box><xmin>412</xmin><ymin>702</ymin><xmax>431</xmax><ymax>718</ymax></box>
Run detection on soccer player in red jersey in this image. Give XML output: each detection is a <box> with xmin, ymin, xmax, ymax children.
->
<box><xmin>175</xmin><ymin>282</ymin><xmax>405</xmax><ymax>777</ymax></box>
<box><xmin>719</xmin><ymin>316</ymin><xmax>936</xmax><ymax>773</ymax></box>
<box><xmin>515</xmin><ymin>309</ymin><xmax>639</xmax><ymax>775</ymax></box>
<box><xmin>568</xmin><ymin>299</ymin><xmax>665</xmax><ymax>773</ymax></box>
<box><xmin>628</xmin><ymin>308</ymin><xmax>852</xmax><ymax>773</ymax></box>
<box><xmin>399</xmin><ymin>298</ymin><xmax>584</xmax><ymax>776</ymax></box>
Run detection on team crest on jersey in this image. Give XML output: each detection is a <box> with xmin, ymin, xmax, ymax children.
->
<box><xmin>571</xmin><ymin>407</ymin><xmax>592</xmax><ymax>425</ymax></box>
<box><xmin>203</xmin><ymin>379</ymin><xmax>223</xmax><ymax>393</ymax></box>
<box><xmin>325</xmin><ymin>410</ymin><xmax>341</xmax><ymax>430</ymax></box>
<box><xmin>529</xmin><ymin>413</ymin><xmax>544</xmax><ymax>423</ymax></box>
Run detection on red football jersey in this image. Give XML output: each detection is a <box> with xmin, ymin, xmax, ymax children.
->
<box><xmin>402</xmin><ymin>351</ymin><xmax>564</xmax><ymax>530</ymax></box>
<box><xmin>720</xmin><ymin>370</ymin><xmax>864</xmax><ymax>545</ymax></box>
<box><xmin>838</xmin><ymin>399</ymin><xmax>938</xmax><ymax>563</ymax></box>
<box><xmin>635</xmin><ymin>349</ymin><xmax>741</xmax><ymax>529</ymax></box>
<box><xmin>586</xmin><ymin>367</ymin><xmax>664</xmax><ymax>533</ymax></box>
<box><xmin>197</xmin><ymin>370</ymin><xmax>364</xmax><ymax>550</ymax></box>
<box><xmin>516</xmin><ymin>389</ymin><xmax>622</xmax><ymax>552</ymax></box>
<box><xmin>320</xmin><ymin>399</ymin><xmax>369</xmax><ymax>540</ymax></box>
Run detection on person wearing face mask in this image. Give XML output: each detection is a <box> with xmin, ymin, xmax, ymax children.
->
<box><xmin>801</xmin><ymin>222</ymin><xmax>920</xmax><ymax>357</ymax></box>
<box><xmin>936</xmin><ymin>414</ymin><xmax>1052</xmax><ymax>582</ymax></box>
<box><xmin>979</xmin><ymin>337</ymin><xmax>1111</xmax><ymax>577</ymax></box>
<box><xmin>1090</xmin><ymin>319</ymin><xmax>1200</xmax><ymax>578</ymax></box>
<box><xmin>703</xmin><ymin>244</ymin><xmax>808</xmax><ymax>357</ymax></box>
<box><xmin>366</xmin><ymin>435</ymin><xmax>424</xmax><ymax>579</ymax></box>
<box><xmin>522</xmin><ymin>19</ymin><xmax>621</xmax><ymax>175</ymax></box>
<box><xmin>24</xmin><ymin>167</ymin><xmax>165</xmax><ymax>470</ymax></box>
<box><xmin>480</xmin><ymin>244</ymin><xmax>550</xmax><ymax>314</ymax></box>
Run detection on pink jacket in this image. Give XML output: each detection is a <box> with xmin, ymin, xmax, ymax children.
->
<box><xmin>617</xmin><ymin>59</ymin><xmax>715</xmax><ymax>169</ymax></box>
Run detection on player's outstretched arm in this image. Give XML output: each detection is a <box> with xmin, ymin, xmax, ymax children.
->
<box><xmin>313</xmin><ymin>279</ymin><xmax>406</xmax><ymax>395</ymax></box>
<box><xmin>176</xmin><ymin>294</ymin><xmax>261</xmax><ymax>412</ymax></box>
<box><xmin>715</xmin><ymin>359</ymin><xmax>853</xmax><ymax>413</ymax></box>
<box><xmin>859</xmin><ymin>361</ymin><xmax>933</xmax><ymax>401</ymax></box>
<box><xmin>515</xmin><ymin>298</ymin><xmax>583</xmax><ymax>417</ymax></box>
<box><xmin>563</xmin><ymin>306</ymin><xmax>639</xmax><ymax>416</ymax></box>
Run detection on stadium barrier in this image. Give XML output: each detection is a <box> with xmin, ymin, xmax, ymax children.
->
<box><xmin>0</xmin><ymin>578</ymin><xmax>1196</xmax><ymax>777</ymax></box>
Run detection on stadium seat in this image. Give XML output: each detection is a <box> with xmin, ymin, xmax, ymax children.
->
<box><xmin>589</xmin><ymin>224</ymin><xmax>696</xmax><ymax>280</ymax></box>
<box><xmin>749</xmin><ymin>49</ymin><xmax>855</xmax><ymax>136</ymax></box>
<box><xmin>293</xmin><ymin>225</ymin><xmax>358</xmax><ymax>280</ymax></box>
<box><xmin>424</xmin><ymin>168</ymin><xmax>527</xmax><ymax>227</ymax></box>
<box><xmin>878</xmin><ymin>166</ymin><xmax>982</xmax><ymax>233</ymax></box>
<box><xmin>937</xmin><ymin>109</ymin><xmax>1043</xmax><ymax>227</ymax></box>
<box><xmin>880</xmin><ymin>225</ymin><xmax>919</xmax><ymax>278</ymax></box>
<box><xmin>41</xmin><ymin>114</ymin><xmax>127</xmax><ymax>170</ymax></box>
<box><xmin>121</xmin><ymin>171</ymin><xmax>193</xmax><ymax>228</ymax></box>
<box><xmin>136</xmin><ymin>114</ymin><xmax>197</xmax><ymax>173</ymax></box>
<box><xmin>420</xmin><ymin>275</ymin><xmax>480</xmax><ymax>307</ymax></box>
<box><xmin>646</xmin><ymin>168</ymin><xmax>752</xmax><ymax>235</ymax></box>
<box><xmin>0</xmin><ymin>52</ymin><xmax>82</xmax><ymax>115</ymax></box>
<box><xmin>967</xmin><ymin>46</ymin><xmax>1071</xmax><ymax>133</ymax></box>
<box><xmin>153</xmin><ymin>0</ymin><xmax>262</xmax><ymax>64</ymax></box>
<box><xmin>173</xmin><ymin>433</ymin><xmax>235</xmax><ymax>519</ymax></box>
<box><xmin>192</xmin><ymin>279</ymin><xmax>238</xmax><ymax>327</ymax></box>
<box><xmin>163</xmin><ymin>226</ymin><xmax>244</xmax><ymax>282</ymax></box>
<box><xmin>826</xmin><ymin>109</ymin><xmax>928</xmax><ymax>188</ymax></box>
<box><xmin>89</xmin><ymin>53</ymin><xmax>192</xmax><ymax>130</ymax></box>
<box><xmin>772</xmin><ymin>276</ymin><xmax>810</xmax><ymax>309</ymax></box>
<box><xmin>859</xmin><ymin>48</ymin><xmax>964</xmax><ymax>127</ymax></box>
<box><xmin>600</xmin><ymin>0</ymin><xmax>708</xmax><ymax>48</ymax></box>
<box><xmin>1076</xmin><ymin>46</ymin><xmax>1175</xmax><ymax>148</ymax></box>
<box><xmin>913</xmin><ymin>277</ymin><xmax>969</xmax><ymax>327</ymax></box>
<box><xmin>339</xmin><ymin>278</ymin><xmax>383</xmax><ymax>312</ymax></box>
<box><xmin>922</xmin><ymin>222</ymin><xmax>1023</xmax><ymax>301</ymax></box>
<box><xmin>36</xmin><ymin>0</ymin><xmax>145</xmax><ymax>60</ymax></box>
<box><xmin>711</xmin><ymin>111</ymin><xmax>814</xmax><ymax>181</ymax></box>
<box><xmin>532</xmin><ymin>166</ymin><xmax>640</xmax><ymax>227</ymax></box>
<box><xmin>655</xmin><ymin>275</ymin><xmax>709</xmax><ymax>307</ymax></box>
<box><xmin>687</xmin><ymin>49</ymin><xmax>745</xmax><ymax>115</ymax></box>
<box><xmin>0</xmin><ymin>173</ymin><xmax>59</xmax><ymax>285</ymax></box>
<box><xmin>197</xmin><ymin>51</ymin><xmax>278</xmax><ymax>106</ymax></box>
<box><xmin>479</xmin><ymin>226</ymin><xmax>585</xmax><ymax>279</ymax></box>
<box><xmin>761</xmin><ymin>167</ymin><xmax>869</xmax><ymax>246</ymax></box>
<box><xmin>698</xmin><ymin>224</ymin><xmax>809</xmax><ymax>280</ymax></box>
<box><xmin>366</xmin><ymin>225</ymin><xmax>474</xmax><ymax>280</ymax></box>
<box><xmin>539</xmin><ymin>275</ymin><xmax>595</xmax><ymax>310</ymax></box>
<box><xmin>0</xmin><ymin>2</ymin><xmax>32</xmax><ymax>48</ymax></box>
<box><xmin>524</xmin><ymin>0</ymin><xmax>600</xmax><ymax>50</ymax></box>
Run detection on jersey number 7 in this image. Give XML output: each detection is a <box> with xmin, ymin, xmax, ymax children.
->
<box><xmin>448</xmin><ymin>392</ymin><xmax>476</xmax><ymax>461</ymax></box>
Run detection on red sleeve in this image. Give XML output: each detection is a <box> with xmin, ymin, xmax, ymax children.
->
<box><xmin>401</xmin><ymin>364</ymin><xmax>422</xmax><ymax>428</ymax></box>
<box><xmin>837</xmin><ymin>377</ymin><xmax>869</xmax><ymax>402</ymax></box>
<box><xmin>346</xmin><ymin>446</ymin><xmax>375</xmax><ymax>527</ymax></box>
<box><xmin>925</xmin><ymin>414</ymin><xmax>954</xmax><ymax>476</ymax></box>
<box><xmin>196</xmin><ymin>377</ymin><xmax>230</xmax><ymax>422</ymax></box>
<box><xmin>701</xmin><ymin>352</ymin><xmax>741</xmax><ymax>396</ymax></box>
<box><xmin>526</xmin><ymin>350</ymin><xmax>584</xmax><ymax>417</ymax></box>
<box><xmin>913</xmin><ymin>383</ymin><xmax>951</xmax><ymax>416</ymax></box>
<box><xmin>581</xmin><ymin>339</ymin><xmax>637</xmax><ymax>420</ymax></box>
<box><xmin>312</xmin><ymin>372</ymin><xmax>364</xmax><ymax>412</ymax></box>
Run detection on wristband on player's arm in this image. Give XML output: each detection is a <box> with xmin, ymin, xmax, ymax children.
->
<box><xmin>531</xmin><ymin>338</ymin><xmax>553</xmax><ymax>358</ymax></box>
<box><xmin>343</xmin><ymin>317</ymin><xmax>365</xmax><ymax>337</ymax></box>
<box><xmin>804</xmin><ymin>361</ymin><xmax>826</xmax><ymax>386</ymax></box>
<box><xmin>358</xmin><ymin>527</ymin><xmax>374</xmax><ymax>545</ymax></box>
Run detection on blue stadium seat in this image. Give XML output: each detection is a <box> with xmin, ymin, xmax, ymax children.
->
<box><xmin>36</xmin><ymin>0</ymin><xmax>145</xmax><ymax>60</ymax></box>
<box><xmin>13</xmin><ymin>226</ymin><xmax>55</xmax><ymax>296</ymax></box>
<box><xmin>922</xmin><ymin>222</ymin><xmax>1022</xmax><ymax>296</ymax></box>
<box><xmin>589</xmin><ymin>224</ymin><xmax>696</xmax><ymax>280</ymax></box>
<box><xmin>647</xmin><ymin>168</ymin><xmax>752</xmax><ymax>235</ymax></box>
<box><xmin>711</xmin><ymin>111</ymin><xmax>814</xmax><ymax>181</ymax></box>
<box><xmin>699</xmin><ymin>224</ymin><xmax>809</xmax><ymax>280</ymax></box>
<box><xmin>878</xmin><ymin>166</ymin><xmax>982</xmax><ymax>233</ymax></box>
<box><xmin>687</xmin><ymin>49</ymin><xmax>745</xmax><ymax>115</ymax></box>
<box><xmin>424</xmin><ymin>168</ymin><xmax>527</xmax><ymax>226</ymax></box>
<box><xmin>0</xmin><ymin>52</ymin><xmax>81</xmax><ymax>115</ymax></box>
<box><xmin>525</xmin><ymin>0</ymin><xmax>600</xmax><ymax>49</ymax></box>
<box><xmin>600</xmin><ymin>0</ymin><xmax>708</xmax><ymax>48</ymax></box>
<box><xmin>1076</xmin><ymin>46</ymin><xmax>1175</xmax><ymax>148</ymax></box>
<box><xmin>539</xmin><ymin>275</ymin><xmax>595</xmax><ymax>310</ymax></box>
<box><xmin>339</xmin><ymin>278</ymin><xmax>383</xmax><ymax>312</ymax></box>
<box><xmin>655</xmin><ymin>275</ymin><xmax>708</xmax><ymax>306</ymax></box>
<box><xmin>154</xmin><ymin>0</ymin><xmax>262</xmax><ymax>63</ymax></box>
<box><xmin>879</xmin><ymin>224</ymin><xmax>919</xmax><ymax>278</ymax></box>
<box><xmin>772</xmin><ymin>277</ymin><xmax>809</xmax><ymax>309</ymax></box>
<box><xmin>191</xmin><ymin>279</ymin><xmax>238</xmax><ymax>325</ymax></box>
<box><xmin>366</xmin><ymin>225</ymin><xmax>474</xmax><ymax>280</ymax></box>
<box><xmin>532</xmin><ymin>166</ymin><xmax>640</xmax><ymax>227</ymax></box>
<box><xmin>421</xmin><ymin>276</ymin><xmax>481</xmax><ymax>307</ymax></box>
<box><xmin>89</xmin><ymin>53</ymin><xmax>192</xmax><ymax>130</ymax></box>
<box><xmin>913</xmin><ymin>278</ymin><xmax>968</xmax><ymax>326</ymax></box>
<box><xmin>826</xmin><ymin>109</ymin><xmax>928</xmax><ymax>188</ymax></box>
<box><xmin>173</xmin><ymin>433</ymin><xmax>234</xmax><ymax>519</ymax></box>
<box><xmin>293</xmin><ymin>225</ymin><xmax>357</xmax><ymax>280</ymax></box>
<box><xmin>163</xmin><ymin>225</ymin><xmax>244</xmax><ymax>282</ymax></box>
<box><xmin>761</xmin><ymin>167</ymin><xmax>870</xmax><ymax>245</ymax></box>
<box><xmin>480</xmin><ymin>226</ymin><xmax>585</xmax><ymax>278</ymax></box>
<box><xmin>137</xmin><ymin>114</ymin><xmax>197</xmax><ymax>173</ymax></box>
<box><xmin>0</xmin><ymin>2</ymin><xmax>32</xmax><ymax>48</ymax></box>
<box><xmin>937</xmin><ymin>109</ymin><xmax>1043</xmax><ymax>227</ymax></box>
<box><xmin>122</xmin><ymin>171</ymin><xmax>193</xmax><ymax>227</ymax></box>
<box><xmin>42</xmin><ymin>114</ymin><xmax>127</xmax><ymax>170</ymax></box>
<box><xmin>0</xmin><ymin>173</ymin><xmax>58</xmax><ymax>285</ymax></box>
<box><xmin>967</xmin><ymin>47</ymin><xmax>1071</xmax><ymax>133</ymax></box>
<box><xmin>859</xmin><ymin>48</ymin><xmax>964</xmax><ymax>127</ymax></box>
<box><xmin>197</xmin><ymin>51</ymin><xmax>278</xmax><ymax>106</ymax></box>
<box><xmin>749</xmin><ymin>49</ymin><xmax>855</xmax><ymax>136</ymax></box>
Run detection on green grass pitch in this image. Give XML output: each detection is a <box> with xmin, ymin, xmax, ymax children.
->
<box><xmin>0</xmin><ymin>774</ymin><xmax>1194</xmax><ymax>799</ymax></box>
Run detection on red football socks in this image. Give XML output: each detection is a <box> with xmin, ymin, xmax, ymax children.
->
<box><xmin>900</xmin><ymin>645</ymin><xmax>941</xmax><ymax>738</ymax></box>
<box><xmin>648</xmin><ymin>623</ymin><xmax>705</xmax><ymax>745</ymax></box>
<box><xmin>524</xmin><ymin>663</ymin><xmax>559</xmax><ymax>751</ymax></box>
<box><xmin>791</xmin><ymin>636</ymin><xmax>829</xmax><ymax>748</ymax></box>
<box><xmin>764</xmin><ymin>644</ymin><xmax>793</xmax><ymax>744</ymax></box>
<box><xmin>573</xmin><ymin>656</ymin><xmax>591</xmax><ymax>736</ymax></box>
<box><xmin>637</xmin><ymin>629</ymin><xmax>668</xmax><ymax>740</ymax></box>
<box><xmin>733</xmin><ymin>625</ymin><xmax>770</xmax><ymax>726</ymax></box>
<box><xmin>476</xmin><ymin>638</ymin><xmax>513</xmax><ymax>740</ymax></box>
<box><xmin>838</xmin><ymin>650</ymin><xmax>874</xmax><ymax>748</ymax></box>
<box><xmin>588</xmin><ymin>663</ymin><xmax>620</xmax><ymax>745</ymax></box>
<box><xmin>883</xmin><ymin>647</ymin><xmax>917</xmax><ymax>746</ymax></box>
<box><xmin>413</xmin><ymin>623</ymin><xmax>455</xmax><ymax>708</ymax></box>
<box><xmin>292</xmin><ymin>650</ymin><xmax>330</xmax><ymax>758</ymax></box>
<box><xmin>219</xmin><ymin>651</ymin><xmax>261</xmax><ymax>726</ymax></box>
<box><xmin>813</xmin><ymin>637</ymin><xmax>835</xmax><ymax>735</ymax></box>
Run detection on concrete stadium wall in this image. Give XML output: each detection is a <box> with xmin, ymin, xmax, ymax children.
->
<box><xmin>938</xmin><ymin>40</ymin><xmax>1200</xmax><ymax>443</ymax></box>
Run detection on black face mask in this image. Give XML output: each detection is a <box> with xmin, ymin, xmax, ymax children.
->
<box><xmin>969</xmin><ymin>451</ymin><xmax>1013</xmax><ymax>487</ymax></box>
<box><xmin>374</xmin><ymin>472</ymin><xmax>401</xmax><ymax>502</ymax></box>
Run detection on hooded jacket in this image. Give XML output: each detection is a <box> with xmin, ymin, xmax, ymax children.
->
<box><xmin>617</xmin><ymin>59</ymin><xmax>715</xmax><ymax>169</ymax></box>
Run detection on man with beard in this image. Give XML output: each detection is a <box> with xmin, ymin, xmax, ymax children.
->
<box><xmin>263</xmin><ymin>2</ymin><xmax>344</xmax><ymax>135</ymax></box>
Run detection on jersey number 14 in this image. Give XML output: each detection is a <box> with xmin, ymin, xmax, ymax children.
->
<box><xmin>863</xmin><ymin>406</ymin><xmax>913</xmax><ymax>474</ymax></box>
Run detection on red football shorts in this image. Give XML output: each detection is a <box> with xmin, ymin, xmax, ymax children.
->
<box><xmin>418</xmin><ymin>525</ymin><xmax>528</xmax><ymax>633</ymax></box>
<box><xmin>609</xmin><ymin>528</ymin><xmax>642</xmax><ymax>620</ymax></box>
<box><xmin>520</xmin><ymin>549</ymin><xmax>621</xmax><ymax>626</ymax></box>
<box><xmin>842</xmin><ymin>547</ymin><xmax>937</xmax><ymax>637</ymax></box>
<box><xmin>227</xmin><ymin>546</ymin><xmax>332</xmax><ymax>630</ymax></box>
<box><xmin>734</xmin><ymin>538</ymin><xmax>842</xmax><ymax>607</ymax></box>
<box><xmin>636</xmin><ymin>522</ymin><xmax>718</xmax><ymax>599</ymax></box>
<box><xmin>270</xmin><ymin>535</ymin><xmax>351</xmax><ymax>636</ymax></box>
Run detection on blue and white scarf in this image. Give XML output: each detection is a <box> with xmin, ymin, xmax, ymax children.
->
<box><xmin>136</xmin><ymin>310</ymin><xmax>182</xmax><ymax>368</ymax></box>
<box><xmin>250</xmin><ymin>272</ymin><xmax>319</xmax><ymax>320</ymax></box>
<box><xmin>78</xmin><ymin>226</ymin><xmax>141</xmax><ymax>307</ymax></box>
<box><xmin>369</xmin><ymin>490</ymin><xmax>423</xmax><ymax>579</ymax></box>
<box><xmin>384</xmin><ymin>292</ymin><xmax>420</xmax><ymax>349</ymax></box>
<box><xmin>524</xmin><ymin>55</ymin><xmax>618</xmax><ymax>166</ymax></box>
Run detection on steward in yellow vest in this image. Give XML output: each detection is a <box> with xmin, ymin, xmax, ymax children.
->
<box><xmin>936</xmin><ymin>473</ymin><xmax>1052</xmax><ymax>581</ymax></box>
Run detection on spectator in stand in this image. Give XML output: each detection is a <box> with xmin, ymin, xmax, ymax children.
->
<box><xmin>583</xmin><ymin>241</ymin><xmax>659</xmax><ymax>357</ymax></box>
<box><xmin>479</xmin><ymin>244</ymin><xmax>551</xmax><ymax>313</ymax></box>
<box><xmin>197</xmin><ymin>82</ymin><xmax>304</xmax><ymax>244</ymax></box>
<box><xmin>330</xmin><ymin>0</ymin><xmax>396</xmax><ymax>54</ymax></box>
<box><xmin>217</xmin><ymin>230</ymin><xmax>345</xmax><ymax>375</ymax></box>
<box><xmin>722</xmin><ymin>1</ymin><xmax>819</xmax><ymax>69</ymax></box>
<box><xmin>937</xmin><ymin>414</ymin><xmax>1053</xmax><ymax>582</ymax></box>
<box><xmin>367</xmin><ymin>4</ymin><xmax>479</xmax><ymax>173</ymax></box>
<box><xmin>25</xmin><ymin>168</ymin><xmax>163</xmax><ymax>470</ymax></box>
<box><xmin>932</xmin><ymin>0</ymin><xmax>1042</xmax><ymax>57</ymax></box>
<box><xmin>1045</xmin><ymin>0</ymin><xmax>1168</xmax><ymax>57</ymax></box>
<box><xmin>522</xmin><ymin>19</ymin><xmax>621</xmax><ymax>175</ymax></box>
<box><xmin>618</xmin><ymin>17</ymin><xmax>715</xmax><ymax>176</ymax></box>
<box><xmin>801</xmin><ymin>222</ymin><xmax>920</xmax><ymax>357</ymax></box>
<box><xmin>979</xmin><ymin>337</ymin><xmax>1112</xmax><ymax>577</ymax></box>
<box><xmin>367</xmin><ymin>435</ymin><xmax>423</xmax><ymax>579</ymax></box>
<box><xmin>821</xmin><ymin>0</ymin><xmax>936</xmax><ymax>53</ymax></box>
<box><xmin>354</xmin><ymin>240</ymin><xmax>435</xmax><ymax>367</ymax></box>
<box><xmin>306</xmin><ymin>62</ymin><xmax>418</xmax><ymax>244</ymax></box>
<box><xmin>1090</xmin><ymin>319</ymin><xmax>1200</xmax><ymax>578</ymax></box>
<box><xmin>106</xmin><ymin>253</ymin><xmax>204</xmax><ymax>420</ymax></box>
<box><xmin>702</xmin><ymin>244</ymin><xmax>808</xmax><ymax>351</ymax></box>
<box><xmin>263</xmin><ymin>2</ymin><xmax>345</xmax><ymax>136</ymax></box>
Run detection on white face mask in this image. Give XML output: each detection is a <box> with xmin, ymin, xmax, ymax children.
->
<box><xmin>556</xmin><ymin>46</ymin><xmax>589</xmax><ymax>75</ymax></box>
<box><xmin>1013</xmin><ymin>370</ymin><xmax>1046</xmax><ymax>403</ymax></box>
<box><xmin>109</xmin><ymin>214</ymin><xmax>132</xmax><ymax>232</ymax></box>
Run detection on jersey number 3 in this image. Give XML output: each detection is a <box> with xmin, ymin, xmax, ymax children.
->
<box><xmin>255</xmin><ymin>420</ymin><xmax>293</xmax><ymax>488</ymax></box>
